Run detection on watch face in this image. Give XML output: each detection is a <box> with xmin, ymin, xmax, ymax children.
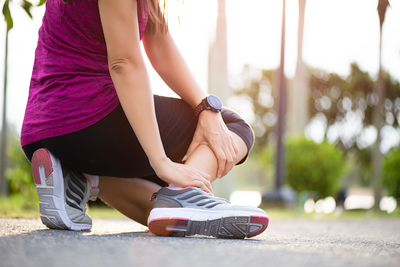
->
<box><xmin>207</xmin><ymin>95</ymin><xmax>223</xmax><ymax>110</ymax></box>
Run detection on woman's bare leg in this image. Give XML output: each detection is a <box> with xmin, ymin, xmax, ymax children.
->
<box><xmin>96</xmin><ymin>131</ymin><xmax>248</xmax><ymax>225</ymax></box>
<box><xmin>184</xmin><ymin>132</ymin><xmax>248</xmax><ymax>183</ymax></box>
<box><xmin>98</xmin><ymin>177</ymin><xmax>161</xmax><ymax>226</ymax></box>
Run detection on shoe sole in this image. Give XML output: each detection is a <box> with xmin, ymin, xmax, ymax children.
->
<box><xmin>31</xmin><ymin>148</ymin><xmax>91</xmax><ymax>231</ymax></box>
<box><xmin>148</xmin><ymin>208</ymin><xmax>269</xmax><ymax>239</ymax></box>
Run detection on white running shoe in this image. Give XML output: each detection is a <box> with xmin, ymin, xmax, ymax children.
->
<box><xmin>148</xmin><ymin>186</ymin><xmax>269</xmax><ymax>239</ymax></box>
<box><xmin>31</xmin><ymin>148</ymin><xmax>98</xmax><ymax>231</ymax></box>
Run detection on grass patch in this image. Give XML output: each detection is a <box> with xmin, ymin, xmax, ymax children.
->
<box><xmin>0</xmin><ymin>194</ymin><xmax>40</xmax><ymax>218</ymax></box>
<box><xmin>87</xmin><ymin>206</ymin><xmax>125</xmax><ymax>218</ymax></box>
<box><xmin>264</xmin><ymin>207</ymin><xmax>400</xmax><ymax>220</ymax></box>
<box><xmin>1</xmin><ymin>195</ymin><xmax>399</xmax><ymax>220</ymax></box>
<box><xmin>0</xmin><ymin>195</ymin><xmax>125</xmax><ymax>219</ymax></box>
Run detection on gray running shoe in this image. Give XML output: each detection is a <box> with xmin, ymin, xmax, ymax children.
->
<box><xmin>31</xmin><ymin>148</ymin><xmax>98</xmax><ymax>231</ymax></box>
<box><xmin>147</xmin><ymin>187</ymin><xmax>269</xmax><ymax>239</ymax></box>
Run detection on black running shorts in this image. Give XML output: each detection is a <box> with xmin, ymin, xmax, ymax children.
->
<box><xmin>23</xmin><ymin>95</ymin><xmax>254</xmax><ymax>186</ymax></box>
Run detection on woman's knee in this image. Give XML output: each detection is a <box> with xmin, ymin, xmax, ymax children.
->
<box><xmin>221</xmin><ymin>108</ymin><xmax>255</xmax><ymax>153</ymax></box>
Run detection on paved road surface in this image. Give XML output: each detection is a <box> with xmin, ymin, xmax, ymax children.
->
<box><xmin>0</xmin><ymin>217</ymin><xmax>399</xmax><ymax>267</ymax></box>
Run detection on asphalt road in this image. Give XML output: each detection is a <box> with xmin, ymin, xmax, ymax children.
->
<box><xmin>0</xmin><ymin>217</ymin><xmax>399</xmax><ymax>267</ymax></box>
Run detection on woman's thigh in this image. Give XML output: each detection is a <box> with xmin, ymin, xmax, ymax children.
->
<box><xmin>23</xmin><ymin>96</ymin><xmax>196</xmax><ymax>185</ymax></box>
<box><xmin>23</xmin><ymin>95</ymin><xmax>254</xmax><ymax>184</ymax></box>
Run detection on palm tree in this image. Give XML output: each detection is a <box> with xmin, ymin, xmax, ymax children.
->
<box><xmin>208</xmin><ymin>0</ymin><xmax>229</xmax><ymax>102</ymax></box>
<box><xmin>372</xmin><ymin>0</ymin><xmax>390</xmax><ymax>210</ymax></box>
<box><xmin>262</xmin><ymin>0</ymin><xmax>296</xmax><ymax>207</ymax></box>
<box><xmin>288</xmin><ymin>0</ymin><xmax>308</xmax><ymax>134</ymax></box>
<box><xmin>208</xmin><ymin>0</ymin><xmax>235</xmax><ymax>199</ymax></box>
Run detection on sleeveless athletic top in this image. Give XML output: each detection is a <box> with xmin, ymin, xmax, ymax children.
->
<box><xmin>21</xmin><ymin>0</ymin><xmax>148</xmax><ymax>147</ymax></box>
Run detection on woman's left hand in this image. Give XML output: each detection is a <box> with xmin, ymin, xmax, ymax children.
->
<box><xmin>183</xmin><ymin>111</ymin><xmax>239</xmax><ymax>178</ymax></box>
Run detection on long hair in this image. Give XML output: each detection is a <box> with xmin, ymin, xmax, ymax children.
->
<box><xmin>62</xmin><ymin>0</ymin><xmax>172</xmax><ymax>34</ymax></box>
<box><xmin>140</xmin><ymin>0</ymin><xmax>169</xmax><ymax>34</ymax></box>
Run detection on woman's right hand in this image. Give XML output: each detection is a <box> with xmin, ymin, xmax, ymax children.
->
<box><xmin>153</xmin><ymin>158</ymin><xmax>213</xmax><ymax>194</ymax></box>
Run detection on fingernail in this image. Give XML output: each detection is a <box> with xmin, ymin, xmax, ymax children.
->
<box><xmin>182</xmin><ymin>155</ymin><xmax>187</xmax><ymax>161</ymax></box>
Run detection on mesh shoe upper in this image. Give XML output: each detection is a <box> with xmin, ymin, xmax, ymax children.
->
<box><xmin>62</xmin><ymin>163</ymin><xmax>92</xmax><ymax>225</ymax></box>
<box><xmin>152</xmin><ymin>187</ymin><xmax>263</xmax><ymax>213</ymax></box>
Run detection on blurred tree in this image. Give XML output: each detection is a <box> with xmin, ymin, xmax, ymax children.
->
<box><xmin>1</xmin><ymin>0</ymin><xmax>45</xmax><ymax>196</ymax></box>
<box><xmin>308</xmin><ymin>64</ymin><xmax>400</xmax><ymax>186</ymax></box>
<box><xmin>308</xmin><ymin>64</ymin><xmax>400</xmax><ymax>141</ymax></box>
<box><xmin>5</xmin><ymin>129</ymin><xmax>37</xmax><ymax>206</ymax></box>
<box><xmin>208</xmin><ymin>0</ymin><xmax>235</xmax><ymax>199</ymax></box>
<box><xmin>285</xmin><ymin>136</ymin><xmax>345</xmax><ymax>198</ymax></box>
<box><xmin>209</xmin><ymin>0</ymin><xmax>229</xmax><ymax>103</ymax></box>
<box><xmin>230</xmin><ymin>66</ymin><xmax>277</xmax><ymax>153</ymax></box>
<box><xmin>288</xmin><ymin>0</ymin><xmax>308</xmax><ymax>134</ymax></box>
<box><xmin>232</xmin><ymin>64</ymin><xmax>400</xmax><ymax>146</ymax></box>
<box><xmin>381</xmin><ymin>148</ymin><xmax>400</xmax><ymax>200</ymax></box>
<box><xmin>231</xmin><ymin>63</ymin><xmax>400</xmax><ymax>188</ymax></box>
<box><xmin>371</xmin><ymin>0</ymin><xmax>390</xmax><ymax>210</ymax></box>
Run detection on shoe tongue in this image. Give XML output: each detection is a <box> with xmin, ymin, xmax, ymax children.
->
<box><xmin>89</xmin><ymin>188</ymin><xmax>100</xmax><ymax>201</ymax></box>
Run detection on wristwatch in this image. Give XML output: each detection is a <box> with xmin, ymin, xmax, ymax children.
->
<box><xmin>194</xmin><ymin>95</ymin><xmax>223</xmax><ymax>116</ymax></box>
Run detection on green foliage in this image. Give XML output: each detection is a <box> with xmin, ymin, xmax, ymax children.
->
<box><xmin>2</xmin><ymin>0</ymin><xmax>38</xmax><ymax>32</ymax></box>
<box><xmin>2</xmin><ymin>0</ymin><xmax>13</xmax><ymax>31</ymax></box>
<box><xmin>233</xmin><ymin>63</ymin><xmax>400</xmax><ymax>155</ymax></box>
<box><xmin>232</xmin><ymin>65</ymin><xmax>278</xmax><ymax>152</ymax></box>
<box><xmin>0</xmin><ymin>193</ymin><xmax>39</xmax><ymax>218</ymax></box>
<box><xmin>235</xmin><ymin>64</ymin><xmax>400</xmax><ymax>188</ymax></box>
<box><xmin>381</xmin><ymin>149</ymin><xmax>400</xmax><ymax>199</ymax></box>
<box><xmin>5</xmin><ymin>135</ymin><xmax>38</xmax><ymax>209</ymax></box>
<box><xmin>22</xmin><ymin>0</ymin><xmax>33</xmax><ymax>19</ymax></box>
<box><xmin>308</xmin><ymin>64</ymin><xmax>400</xmax><ymax>186</ymax></box>
<box><xmin>309</xmin><ymin>64</ymin><xmax>400</xmax><ymax>134</ymax></box>
<box><xmin>285</xmin><ymin>136</ymin><xmax>346</xmax><ymax>198</ymax></box>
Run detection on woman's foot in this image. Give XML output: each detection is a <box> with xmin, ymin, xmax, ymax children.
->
<box><xmin>31</xmin><ymin>148</ymin><xmax>97</xmax><ymax>231</ymax></box>
<box><xmin>147</xmin><ymin>187</ymin><xmax>269</xmax><ymax>239</ymax></box>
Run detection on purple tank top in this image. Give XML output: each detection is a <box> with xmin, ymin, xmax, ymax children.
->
<box><xmin>21</xmin><ymin>0</ymin><xmax>148</xmax><ymax>147</ymax></box>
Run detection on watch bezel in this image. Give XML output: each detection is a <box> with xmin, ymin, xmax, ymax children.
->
<box><xmin>195</xmin><ymin>94</ymin><xmax>223</xmax><ymax>116</ymax></box>
<box><xmin>205</xmin><ymin>95</ymin><xmax>223</xmax><ymax>112</ymax></box>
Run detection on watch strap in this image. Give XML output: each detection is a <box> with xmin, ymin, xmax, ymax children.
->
<box><xmin>194</xmin><ymin>99</ymin><xmax>207</xmax><ymax>116</ymax></box>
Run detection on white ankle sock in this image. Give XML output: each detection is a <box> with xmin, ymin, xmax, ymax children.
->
<box><xmin>83</xmin><ymin>173</ymin><xmax>99</xmax><ymax>188</ymax></box>
<box><xmin>168</xmin><ymin>183</ymin><xmax>183</xmax><ymax>189</ymax></box>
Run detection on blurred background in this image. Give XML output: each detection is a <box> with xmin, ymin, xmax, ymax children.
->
<box><xmin>0</xmin><ymin>0</ymin><xmax>399</xmax><ymax>217</ymax></box>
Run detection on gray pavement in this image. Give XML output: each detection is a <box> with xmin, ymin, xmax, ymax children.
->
<box><xmin>0</xmin><ymin>217</ymin><xmax>399</xmax><ymax>267</ymax></box>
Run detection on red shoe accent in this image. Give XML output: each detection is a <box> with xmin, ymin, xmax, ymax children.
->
<box><xmin>247</xmin><ymin>216</ymin><xmax>269</xmax><ymax>238</ymax></box>
<box><xmin>31</xmin><ymin>149</ymin><xmax>54</xmax><ymax>185</ymax></box>
<box><xmin>148</xmin><ymin>218</ymin><xmax>188</xmax><ymax>236</ymax></box>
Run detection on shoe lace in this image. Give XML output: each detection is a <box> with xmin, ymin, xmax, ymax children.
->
<box><xmin>204</xmin><ymin>191</ymin><xmax>231</xmax><ymax>204</ymax></box>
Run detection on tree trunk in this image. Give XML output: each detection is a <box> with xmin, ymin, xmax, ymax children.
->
<box><xmin>0</xmin><ymin>27</ymin><xmax>9</xmax><ymax>196</ymax></box>
<box><xmin>208</xmin><ymin>0</ymin><xmax>229</xmax><ymax>102</ymax></box>
<box><xmin>372</xmin><ymin>67</ymin><xmax>384</xmax><ymax>210</ymax></box>
<box><xmin>208</xmin><ymin>0</ymin><xmax>235</xmax><ymax>199</ymax></box>
<box><xmin>276</xmin><ymin>0</ymin><xmax>287</xmax><ymax>189</ymax></box>
<box><xmin>372</xmin><ymin>0</ymin><xmax>389</xmax><ymax>210</ymax></box>
<box><xmin>288</xmin><ymin>0</ymin><xmax>308</xmax><ymax>134</ymax></box>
